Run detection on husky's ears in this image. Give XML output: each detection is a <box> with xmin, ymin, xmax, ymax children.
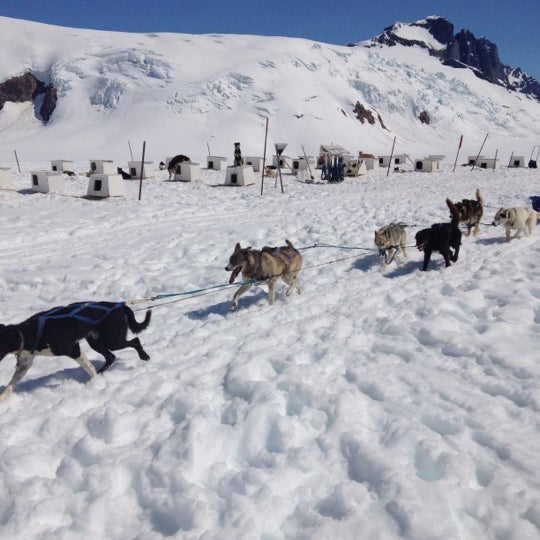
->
<box><xmin>234</xmin><ymin>243</ymin><xmax>242</xmax><ymax>252</ymax></box>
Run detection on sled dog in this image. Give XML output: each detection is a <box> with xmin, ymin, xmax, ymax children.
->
<box><xmin>0</xmin><ymin>301</ymin><xmax>151</xmax><ymax>401</ymax></box>
<box><xmin>491</xmin><ymin>207</ymin><xmax>540</xmax><ymax>241</ymax></box>
<box><xmin>415</xmin><ymin>199</ymin><xmax>462</xmax><ymax>271</ymax></box>
<box><xmin>159</xmin><ymin>154</ymin><xmax>191</xmax><ymax>179</ymax></box>
<box><xmin>225</xmin><ymin>239</ymin><xmax>302</xmax><ymax>311</ymax></box>
<box><xmin>454</xmin><ymin>188</ymin><xmax>484</xmax><ymax>236</ymax></box>
<box><xmin>374</xmin><ymin>222</ymin><xmax>408</xmax><ymax>265</ymax></box>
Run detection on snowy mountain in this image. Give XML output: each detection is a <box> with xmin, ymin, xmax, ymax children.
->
<box><xmin>1</xmin><ymin>14</ymin><xmax>540</xmax><ymax>540</ymax></box>
<box><xmin>366</xmin><ymin>16</ymin><xmax>540</xmax><ymax>101</ymax></box>
<box><xmin>0</xmin><ymin>15</ymin><xmax>539</xmax><ymax>164</ymax></box>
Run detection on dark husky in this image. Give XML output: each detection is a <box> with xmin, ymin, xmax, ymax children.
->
<box><xmin>225</xmin><ymin>239</ymin><xmax>302</xmax><ymax>311</ymax></box>
<box><xmin>454</xmin><ymin>188</ymin><xmax>484</xmax><ymax>236</ymax></box>
<box><xmin>0</xmin><ymin>302</ymin><xmax>151</xmax><ymax>400</ymax></box>
<box><xmin>415</xmin><ymin>199</ymin><xmax>462</xmax><ymax>271</ymax></box>
<box><xmin>159</xmin><ymin>154</ymin><xmax>191</xmax><ymax>180</ymax></box>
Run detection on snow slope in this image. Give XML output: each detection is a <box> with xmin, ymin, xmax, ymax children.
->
<box><xmin>0</xmin><ymin>16</ymin><xmax>539</xmax><ymax>164</ymax></box>
<box><xmin>0</xmin><ymin>161</ymin><xmax>539</xmax><ymax>539</ymax></box>
<box><xmin>1</xmin><ymin>14</ymin><xmax>540</xmax><ymax>540</ymax></box>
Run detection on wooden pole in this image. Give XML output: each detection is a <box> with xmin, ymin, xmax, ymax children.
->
<box><xmin>386</xmin><ymin>136</ymin><xmax>396</xmax><ymax>177</ymax></box>
<box><xmin>13</xmin><ymin>150</ymin><xmax>21</xmax><ymax>173</ymax></box>
<box><xmin>138</xmin><ymin>141</ymin><xmax>146</xmax><ymax>201</ymax></box>
<box><xmin>492</xmin><ymin>149</ymin><xmax>498</xmax><ymax>171</ymax></box>
<box><xmin>207</xmin><ymin>142</ymin><xmax>211</xmax><ymax>156</ymax></box>
<box><xmin>471</xmin><ymin>133</ymin><xmax>489</xmax><ymax>171</ymax></box>
<box><xmin>260</xmin><ymin>117</ymin><xmax>269</xmax><ymax>196</ymax></box>
<box><xmin>302</xmin><ymin>145</ymin><xmax>315</xmax><ymax>181</ymax></box>
<box><xmin>507</xmin><ymin>151</ymin><xmax>514</xmax><ymax>169</ymax></box>
<box><xmin>452</xmin><ymin>135</ymin><xmax>463</xmax><ymax>172</ymax></box>
<box><xmin>128</xmin><ymin>140</ymin><xmax>134</xmax><ymax>161</ymax></box>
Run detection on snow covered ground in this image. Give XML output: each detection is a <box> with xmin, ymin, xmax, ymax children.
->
<box><xmin>0</xmin><ymin>162</ymin><xmax>539</xmax><ymax>539</ymax></box>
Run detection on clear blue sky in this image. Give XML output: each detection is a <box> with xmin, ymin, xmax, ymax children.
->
<box><xmin>2</xmin><ymin>0</ymin><xmax>539</xmax><ymax>80</ymax></box>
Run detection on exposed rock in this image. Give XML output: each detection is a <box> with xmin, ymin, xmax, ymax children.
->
<box><xmin>353</xmin><ymin>102</ymin><xmax>376</xmax><ymax>124</ymax></box>
<box><xmin>363</xmin><ymin>16</ymin><xmax>540</xmax><ymax>101</ymax></box>
<box><xmin>419</xmin><ymin>111</ymin><xmax>430</xmax><ymax>124</ymax></box>
<box><xmin>0</xmin><ymin>72</ymin><xmax>57</xmax><ymax>122</ymax></box>
<box><xmin>40</xmin><ymin>87</ymin><xmax>58</xmax><ymax>122</ymax></box>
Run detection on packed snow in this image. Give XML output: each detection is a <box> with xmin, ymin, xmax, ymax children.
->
<box><xmin>0</xmin><ymin>159</ymin><xmax>539</xmax><ymax>539</ymax></box>
<box><xmin>1</xmin><ymin>14</ymin><xmax>540</xmax><ymax>540</ymax></box>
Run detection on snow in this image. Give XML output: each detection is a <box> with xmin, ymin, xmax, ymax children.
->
<box><xmin>1</xmin><ymin>15</ymin><xmax>540</xmax><ymax>540</ymax></box>
<box><xmin>1</xmin><ymin>161</ymin><xmax>539</xmax><ymax>539</ymax></box>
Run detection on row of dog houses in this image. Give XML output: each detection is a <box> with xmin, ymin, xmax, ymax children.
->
<box><xmin>0</xmin><ymin>149</ymin><xmax>532</xmax><ymax>196</ymax></box>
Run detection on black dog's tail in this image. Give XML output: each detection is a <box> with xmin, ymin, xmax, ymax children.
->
<box><xmin>123</xmin><ymin>305</ymin><xmax>152</xmax><ymax>334</ymax></box>
<box><xmin>446</xmin><ymin>198</ymin><xmax>460</xmax><ymax>225</ymax></box>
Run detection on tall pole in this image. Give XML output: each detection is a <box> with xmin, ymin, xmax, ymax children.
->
<box><xmin>302</xmin><ymin>145</ymin><xmax>314</xmax><ymax>182</ymax></box>
<box><xmin>386</xmin><ymin>136</ymin><xmax>396</xmax><ymax>177</ymax></box>
<box><xmin>13</xmin><ymin>150</ymin><xmax>21</xmax><ymax>173</ymax></box>
<box><xmin>260</xmin><ymin>117</ymin><xmax>269</xmax><ymax>196</ymax></box>
<box><xmin>492</xmin><ymin>149</ymin><xmax>498</xmax><ymax>171</ymax></box>
<box><xmin>507</xmin><ymin>151</ymin><xmax>514</xmax><ymax>169</ymax></box>
<box><xmin>207</xmin><ymin>142</ymin><xmax>211</xmax><ymax>156</ymax></box>
<box><xmin>471</xmin><ymin>133</ymin><xmax>489</xmax><ymax>171</ymax></box>
<box><xmin>452</xmin><ymin>135</ymin><xmax>463</xmax><ymax>172</ymax></box>
<box><xmin>128</xmin><ymin>140</ymin><xmax>134</xmax><ymax>161</ymax></box>
<box><xmin>138</xmin><ymin>141</ymin><xmax>146</xmax><ymax>201</ymax></box>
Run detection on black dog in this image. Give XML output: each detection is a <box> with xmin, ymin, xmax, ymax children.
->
<box><xmin>415</xmin><ymin>199</ymin><xmax>462</xmax><ymax>271</ymax></box>
<box><xmin>117</xmin><ymin>167</ymin><xmax>132</xmax><ymax>179</ymax></box>
<box><xmin>159</xmin><ymin>154</ymin><xmax>191</xmax><ymax>179</ymax></box>
<box><xmin>0</xmin><ymin>302</ymin><xmax>151</xmax><ymax>400</ymax></box>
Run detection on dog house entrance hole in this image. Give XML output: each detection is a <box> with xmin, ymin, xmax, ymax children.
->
<box><xmin>481</xmin><ymin>163</ymin><xmax>487</xmax><ymax>169</ymax></box>
<box><xmin>91</xmin><ymin>162</ymin><xmax>97</xmax><ymax>171</ymax></box>
<box><xmin>94</xmin><ymin>179</ymin><xmax>103</xmax><ymax>191</ymax></box>
<box><xmin>416</xmin><ymin>161</ymin><xmax>423</xmax><ymax>170</ymax></box>
<box><xmin>130</xmin><ymin>167</ymin><xmax>137</xmax><ymax>176</ymax></box>
<box><xmin>231</xmin><ymin>173</ymin><xmax>238</xmax><ymax>184</ymax></box>
<box><xmin>32</xmin><ymin>174</ymin><xmax>38</xmax><ymax>185</ymax></box>
<box><xmin>208</xmin><ymin>161</ymin><xmax>214</xmax><ymax>169</ymax></box>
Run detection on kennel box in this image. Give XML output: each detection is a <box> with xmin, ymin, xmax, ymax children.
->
<box><xmin>224</xmin><ymin>165</ymin><xmax>256</xmax><ymax>186</ymax></box>
<box><xmin>272</xmin><ymin>154</ymin><xmax>292</xmax><ymax>170</ymax></box>
<box><xmin>206</xmin><ymin>156</ymin><xmax>227</xmax><ymax>171</ymax></box>
<box><xmin>244</xmin><ymin>156</ymin><xmax>264</xmax><ymax>172</ymax></box>
<box><xmin>0</xmin><ymin>167</ymin><xmax>12</xmax><ymax>188</ymax></box>
<box><xmin>172</xmin><ymin>163</ymin><xmax>201</xmax><ymax>182</ymax></box>
<box><xmin>128</xmin><ymin>161</ymin><xmax>154</xmax><ymax>179</ymax></box>
<box><xmin>51</xmin><ymin>160</ymin><xmax>75</xmax><ymax>173</ymax></box>
<box><xmin>291</xmin><ymin>156</ymin><xmax>316</xmax><ymax>174</ymax></box>
<box><xmin>87</xmin><ymin>174</ymin><xmax>126</xmax><ymax>197</ymax></box>
<box><xmin>378</xmin><ymin>154</ymin><xmax>409</xmax><ymax>168</ymax></box>
<box><xmin>30</xmin><ymin>171</ymin><xmax>64</xmax><ymax>194</ymax></box>
<box><xmin>415</xmin><ymin>157</ymin><xmax>443</xmax><ymax>172</ymax></box>
<box><xmin>508</xmin><ymin>156</ymin><xmax>526</xmax><ymax>168</ymax></box>
<box><xmin>89</xmin><ymin>159</ymin><xmax>116</xmax><ymax>175</ymax></box>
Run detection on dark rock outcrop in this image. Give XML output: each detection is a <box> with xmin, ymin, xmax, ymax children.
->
<box><xmin>364</xmin><ymin>16</ymin><xmax>540</xmax><ymax>101</ymax></box>
<box><xmin>0</xmin><ymin>72</ymin><xmax>57</xmax><ymax>122</ymax></box>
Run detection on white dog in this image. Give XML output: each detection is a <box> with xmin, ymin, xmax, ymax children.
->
<box><xmin>492</xmin><ymin>207</ymin><xmax>540</xmax><ymax>241</ymax></box>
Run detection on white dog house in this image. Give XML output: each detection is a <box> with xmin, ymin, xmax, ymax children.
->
<box><xmin>51</xmin><ymin>160</ymin><xmax>74</xmax><ymax>173</ymax></box>
<box><xmin>172</xmin><ymin>162</ymin><xmax>201</xmax><ymax>182</ymax></box>
<box><xmin>415</xmin><ymin>156</ymin><xmax>444</xmax><ymax>172</ymax></box>
<box><xmin>272</xmin><ymin>154</ymin><xmax>292</xmax><ymax>170</ymax></box>
<box><xmin>378</xmin><ymin>154</ymin><xmax>409</xmax><ymax>168</ymax></box>
<box><xmin>87</xmin><ymin>174</ymin><xmax>126</xmax><ymax>197</ymax></box>
<box><xmin>508</xmin><ymin>156</ymin><xmax>526</xmax><ymax>168</ymax></box>
<box><xmin>0</xmin><ymin>167</ymin><xmax>12</xmax><ymax>188</ymax></box>
<box><xmin>31</xmin><ymin>171</ymin><xmax>64</xmax><ymax>194</ymax></box>
<box><xmin>90</xmin><ymin>159</ymin><xmax>116</xmax><ymax>175</ymax></box>
<box><xmin>225</xmin><ymin>165</ymin><xmax>256</xmax><ymax>186</ymax></box>
<box><xmin>128</xmin><ymin>161</ymin><xmax>154</xmax><ymax>179</ymax></box>
<box><xmin>244</xmin><ymin>156</ymin><xmax>264</xmax><ymax>172</ymax></box>
<box><xmin>291</xmin><ymin>156</ymin><xmax>315</xmax><ymax>175</ymax></box>
<box><xmin>468</xmin><ymin>156</ymin><xmax>499</xmax><ymax>169</ymax></box>
<box><xmin>206</xmin><ymin>156</ymin><xmax>227</xmax><ymax>170</ymax></box>
<box><xmin>357</xmin><ymin>152</ymin><xmax>379</xmax><ymax>171</ymax></box>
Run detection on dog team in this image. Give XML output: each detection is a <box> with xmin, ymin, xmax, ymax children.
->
<box><xmin>0</xmin><ymin>188</ymin><xmax>538</xmax><ymax>400</ymax></box>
